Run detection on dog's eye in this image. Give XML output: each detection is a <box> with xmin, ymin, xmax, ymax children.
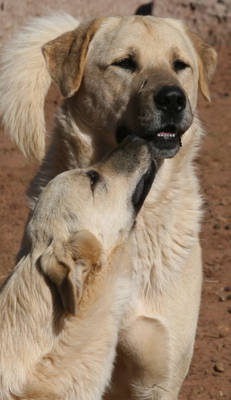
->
<box><xmin>112</xmin><ymin>56</ymin><xmax>137</xmax><ymax>72</ymax></box>
<box><xmin>173</xmin><ymin>59</ymin><xmax>189</xmax><ymax>72</ymax></box>
<box><xmin>87</xmin><ymin>170</ymin><xmax>100</xmax><ymax>191</ymax></box>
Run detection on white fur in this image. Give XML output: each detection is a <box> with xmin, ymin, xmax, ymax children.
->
<box><xmin>0</xmin><ymin>13</ymin><xmax>79</xmax><ymax>160</ymax></box>
<box><xmin>0</xmin><ymin>254</ymin><xmax>130</xmax><ymax>400</ymax></box>
<box><xmin>0</xmin><ymin>146</ymin><xmax>145</xmax><ymax>398</ymax></box>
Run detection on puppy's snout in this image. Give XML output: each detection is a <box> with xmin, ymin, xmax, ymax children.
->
<box><xmin>154</xmin><ymin>86</ymin><xmax>186</xmax><ymax>114</ymax></box>
<box><xmin>106</xmin><ymin>136</ymin><xmax>152</xmax><ymax>175</ymax></box>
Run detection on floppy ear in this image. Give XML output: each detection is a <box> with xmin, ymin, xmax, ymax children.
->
<box><xmin>187</xmin><ymin>30</ymin><xmax>217</xmax><ymax>101</ymax></box>
<box><xmin>42</xmin><ymin>18</ymin><xmax>102</xmax><ymax>98</ymax></box>
<box><xmin>40</xmin><ymin>231</ymin><xmax>102</xmax><ymax>315</ymax></box>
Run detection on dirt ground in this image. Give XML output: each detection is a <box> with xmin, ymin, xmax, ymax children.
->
<box><xmin>0</xmin><ymin>16</ymin><xmax>230</xmax><ymax>400</ymax></box>
<box><xmin>178</xmin><ymin>46</ymin><xmax>231</xmax><ymax>400</ymax></box>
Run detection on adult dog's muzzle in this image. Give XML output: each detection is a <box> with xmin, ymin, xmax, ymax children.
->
<box><xmin>116</xmin><ymin>74</ymin><xmax>193</xmax><ymax>159</ymax></box>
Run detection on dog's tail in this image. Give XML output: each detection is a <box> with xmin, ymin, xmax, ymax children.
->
<box><xmin>0</xmin><ymin>13</ymin><xmax>79</xmax><ymax>161</ymax></box>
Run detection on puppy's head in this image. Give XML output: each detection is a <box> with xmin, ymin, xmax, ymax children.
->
<box><xmin>42</xmin><ymin>16</ymin><xmax>216</xmax><ymax>159</ymax></box>
<box><xmin>39</xmin><ymin>230</ymin><xmax>102</xmax><ymax>315</ymax></box>
<box><xmin>30</xmin><ymin>136</ymin><xmax>156</xmax><ymax>250</ymax></box>
<box><xmin>30</xmin><ymin>137</ymin><xmax>156</xmax><ymax>313</ymax></box>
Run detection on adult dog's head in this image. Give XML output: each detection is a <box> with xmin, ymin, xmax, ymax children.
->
<box><xmin>29</xmin><ymin>137</ymin><xmax>156</xmax><ymax>314</ymax></box>
<box><xmin>43</xmin><ymin>15</ymin><xmax>217</xmax><ymax>159</ymax></box>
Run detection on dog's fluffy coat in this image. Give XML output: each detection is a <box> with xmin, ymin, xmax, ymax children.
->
<box><xmin>0</xmin><ymin>137</ymin><xmax>156</xmax><ymax>399</ymax></box>
<box><xmin>0</xmin><ymin>13</ymin><xmax>217</xmax><ymax>399</ymax></box>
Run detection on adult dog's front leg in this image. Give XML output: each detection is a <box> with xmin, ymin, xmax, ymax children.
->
<box><xmin>105</xmin><ymin>244</ymin><xmax>202</xmax><ymax>400</ymax></box>
<box><xmin>104</xmin><ymin>316</ymin><xmax>172</xmax><ymax>400</ymax></box>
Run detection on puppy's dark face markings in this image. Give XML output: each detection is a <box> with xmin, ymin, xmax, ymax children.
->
<box><xmin>29</xmin><ymin>137</ymin><xmax>156</xmax><ymax>258</ymax></box>
<box><xmin>97</xmin><ymin>136</ymin><xmax>157</xmax><ymax>214</ymax></box>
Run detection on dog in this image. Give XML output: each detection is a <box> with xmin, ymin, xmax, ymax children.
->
<box><xmin>0</xmin><ymin>137</ymin><xmax>156</xmax><ymax>400</ymax></box>
<box><xmin>0</xmin><ymin>14</ymin><xmax>217</xmax><ymax>399</ymax></box>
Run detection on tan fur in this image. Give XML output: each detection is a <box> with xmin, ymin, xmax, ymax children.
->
<box><xmin>0</xmin><ymin>14</ymin><xmax>217</xmax><ymax>399</ymax></box>
<box><xmin>0</xmin><ymin>138</ymin><xmax>155</xmax><ymax>400</ymax></box>
<box><xmin>42</xmin><ymin>18</ymin><xmax>103</xmax><ymax>98</ymax></box>
<box><xmin>186</xmin><ymin>28</ymin><xmax>217</xmax><ymax>101</ymax></box>
<box><xmin>40</xmin><ymin>230</ymin><xmax>102</xmax><ymax>315</ymax></box>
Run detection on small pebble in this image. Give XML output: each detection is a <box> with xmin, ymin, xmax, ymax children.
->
<box><xmin>218</xmin><ymin>295</ymin><xmax>226</xmax><ymax>302</ymax></box>
<box><xmin>213</xmin><ymin>362</ymin><xmax>225</xmax><ymax>373</ymax></box>
<box><xmin>213</xmin><ymin>223</ymin><xmax>220</xmax><ymax>229</ymax></box>
<box><xmin>224</xmin><ymin>286</ymin><xmax>231</xmax><ymax>292</ymax></box>
<box><xmin>218</xmin><ymin>326</ymin><xmax>230</xmax><ymax>338</ymax></box>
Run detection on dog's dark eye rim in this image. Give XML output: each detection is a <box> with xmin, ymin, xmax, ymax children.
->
<box><xmin>112</xmin><ymin>56</ymin><xmax>137</xmax><ymax>72</ymax></box>
<box><xmin>86</xmin><ymin>170</ymin><xmax>100</xmax><ymax>191</ymax></box>
<box><xmin>173</xmin><ymin>59</ymin><xmax>190</xmax><ymax>72</ymax></box>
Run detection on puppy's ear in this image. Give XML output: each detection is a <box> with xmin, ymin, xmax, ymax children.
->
<box><xmin>187</xmin><ymin>30</ymin><xmax>217</xmax><ymax>101</ymax></box>
<box><xmin>40</xmin><ymin>231</ymin><xmax>102</xmax><ymax>315</ymax></box>
<box><xmin>42</xmin><ymin>18</ymin><xmax>103</xmax><ymax>98</ymax></box>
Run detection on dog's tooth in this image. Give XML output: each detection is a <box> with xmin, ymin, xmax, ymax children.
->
<box><xmin>157</xmin><ymin>132</ymin><xmax>176</xmax><ymax>139</ymax></box>
<box><xmin>157</xmin><ymin>132</ymin><xmax>176</xmax><ymax>140</ymax></box>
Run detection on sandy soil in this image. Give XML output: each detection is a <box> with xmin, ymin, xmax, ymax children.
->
<box><xmin>179</xmin><ymin>46</ymin><xmax>231</xmax><ymax>400</ymax></box>
<box><xmin>0</xmin><ymin>6</ymin><xmax>230</xmax><ymax>400</ymax></box>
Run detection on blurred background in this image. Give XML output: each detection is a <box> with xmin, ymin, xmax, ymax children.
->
<box><xmin>0</xmin><ymin>1</ymin><xmax>230</xmax><ymax>399</ymax></box>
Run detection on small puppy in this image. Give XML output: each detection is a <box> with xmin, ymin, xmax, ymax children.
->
<box><xmin>0</xmin><ymin>137</ymin><xmax>156</xmax><ymax>400</ymax></box>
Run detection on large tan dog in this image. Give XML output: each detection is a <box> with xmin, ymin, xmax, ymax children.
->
<box><xmin>0</xmin><ymin>14</ymin><xmax>217</xmax><ymax>399</ymax></box>
<box><xmin>0</xmin><ymin>137</ymin><xmax>156</xmax><ymax>400</ymax></box>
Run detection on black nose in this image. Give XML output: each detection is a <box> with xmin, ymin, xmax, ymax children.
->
<box><xmin>154</xmin><ymin>86</ymin><xmax>186</xmax><ymax>114</ymax></box>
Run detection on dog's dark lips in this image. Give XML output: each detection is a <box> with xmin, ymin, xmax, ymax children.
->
<box><xmin>132</xmin><ymin>160</ymin><xmax>156</xmax><ymax>214</ymax></box>
<box><xmin>147</xmin><ymin>125</ymin><xmax>182</xmax><ymax>150</ymax></box>
<box><xmin>156</xmin><ymin>124</ymin><xmax>177</xmax><ymax>139</ymax></box>
<box><xmin>116</xmin><ymin>125</ymin><xmax>183</xmax><ymax>158</ymax></box>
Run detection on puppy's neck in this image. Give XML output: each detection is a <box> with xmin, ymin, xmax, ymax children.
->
<box><xmin>0</xmin><ymin>254</ymin><xmax>56</xmax><ymax>395</ymax></box>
